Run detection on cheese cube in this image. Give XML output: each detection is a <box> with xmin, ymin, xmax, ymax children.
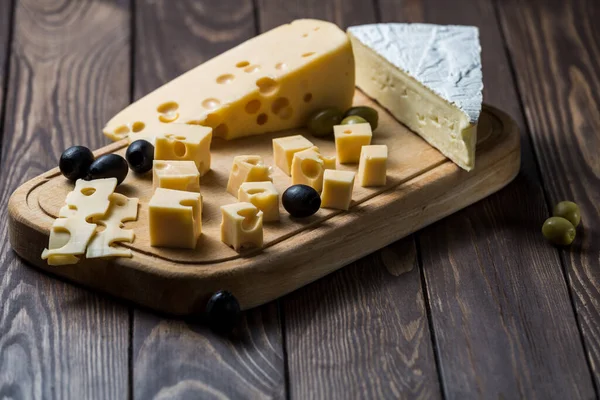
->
<box><xmin>334</xmin><ymin>123</ymin><xmax>372</xmax><ymax>164</ymax></box>
<box><xmin>291</xmin><ymin>148</ymin><xmax>325</xmax><ymax>192</ymax></box>
<box><xmin>238</xmin><ymin>181</ymin><xmax>280</xmax><ymax>222</ymax></box>
<box><xmin>226</xmin><ymin>155</ymin><xmax>271</xmax><ymax>196</ymax></box>
<box><xmin>310</xmin><ymin>146</ymin><xmax>336</xmax><ymax>170</ymax></box>
<box><xmin>321</xmin><ymin>169</ymin><xmax>356</xmax><ymax>210</ymax></box>
<box><xmin>220</xmin><ymin>202</ymin><xmax>264</xmax><ymax>251</ymax></box>
<box><xmin>154</xmin><ymin>124</ymin><xmax>212</xmax><ymax>176</ymax></box>
<box><xmin>149</xmin><ymin>188</ymin><xmax>202</xmax><ymax>249</ymax></box>
<box><xmin>153</xmin><ymin>160</ymin><xmax>200</xmax><ymax>192</ymax></box>
<box><xmin>357</xmin><ymin>145</ymin><xmax>388</xmax><ymax>187</ymax></box>
<box><xmin>103</xmin><ymin>20</ymin><xmax>354</xmax><ymax>142</ymax></box>
<box><xmin>273</xmin><ymin>135</ymin><xmax>314</xmax><ymax>176</ymax></box>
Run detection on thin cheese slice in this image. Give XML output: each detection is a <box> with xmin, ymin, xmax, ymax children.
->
<box><xmin>103</xmin><ymin>19</ymin><xmax>354</xmax><ymax>141</ymax></box>
<box><xmin>86</xmin><ymin>193</ymin><xmax>139</xmax><ymax>259</ymax></box>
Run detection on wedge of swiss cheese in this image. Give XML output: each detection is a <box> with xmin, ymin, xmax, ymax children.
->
<box><xmin>104</xmin><ymin>19</ymin><xmax>354</xmax><ymax>142</ymax></box>
<box><xmin>348</xmin><ymin>23</ymin><xmax>483</xmax><ymax>171</ymax></box>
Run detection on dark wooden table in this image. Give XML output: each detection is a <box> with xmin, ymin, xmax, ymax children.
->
<box><xmin>1</xmin><ymin>0</ymin><xmax>599</xmax><ymax>398</ymax></box>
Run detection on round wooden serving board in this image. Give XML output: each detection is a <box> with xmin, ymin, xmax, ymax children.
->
<box><xmin>8</xmin><ymin>92</ymin><xmax>520</xmax><ymax>314</ymax></box>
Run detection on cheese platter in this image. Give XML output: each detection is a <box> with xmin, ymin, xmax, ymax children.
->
<box><xmin>8</xmin><ymin>20</ymin><xmax>520</xmax><ymax>321</ymax></box>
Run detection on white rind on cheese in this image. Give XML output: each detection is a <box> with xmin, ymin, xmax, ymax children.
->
<box><xmin>104</xmin><ymin>19</ymin><xmax>354</xmax><ymax>142</ymax></box>
<box><xmin>348</xmin><ymin>23</ymin><xmax>483</xmax><ymax>171</ymax></box>
<box><xmin>348</xmin><ymin>23</ymin><xmax>482</xmax><ymax>123</ymax></box>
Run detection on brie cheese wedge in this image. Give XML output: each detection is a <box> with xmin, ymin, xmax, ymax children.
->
<box><xmin>348</xmin><ymin>23</ymin><xmax>483</xmax><ymax>171</ymax></box>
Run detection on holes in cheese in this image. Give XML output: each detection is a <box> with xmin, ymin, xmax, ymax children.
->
<box><xmin>257</xmin><ymin>113</ymin><xmax>268</xmax><ymax>125</ymax></box>
<box><xmin>245</xmin><ymin>99</ymin><xmax>261</xmax><ymax>114</ymax></box>
<box><xmin>132</xmin><ymin>121</ymin><xmax>145</xmax><ymax>132</ymax></box>
<box><xmin>202</xmin><ymin>98</ymin><xmax>221</xmax><ymax>110</ymax></box>
<box><xmin>157</xmin><ymin>101</ymin><xmax>179</xmax><ymax>123</ymax></box>
<box><xmin>238</xmin><ymin>181</ymin><xmax>280</xmax><ymax>222</ymax></box>
<box><xmin>271</xmin><ymin>97</ymin><xmax>290</xmax><ymax>115</ymax></box>
<box><xmin>301</xmin><ymin>158</ymin><xmax>322</xmax><ymax>179</ymax></box>
<box><xmin>220</xmin><ymin>202</ymin><xmax>264</xmax><ymax>251</ymax></box>
<box><xmin>81</xmin><ymin>187</ymin><xmax>97</xmax><ymax>196</ymax></box>
<box><xmin>103</xmin><ymin>19</ymin><xmax>354</xmax><ymax>141</ymax></box>
<box><xmin>173</xmin><ymin>141</ymin><xmax>187</xmax><ymax>157</ymax></box>
<box><xmin>238</xmin><ymin>208</ymin><xmax>261</xmax><ymax>231</ymax></box>
<box><xmin>217</xmin><ymin>74</ymin><xmax>235</xmax><ymax>84</ymax></box>
<box><xmin>256</xmin><ymin>77</ymin><xmax>279</xmax><ymax>96</ymax></box>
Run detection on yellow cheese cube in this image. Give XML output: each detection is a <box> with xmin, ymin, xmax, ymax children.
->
<box><xmin>103</xmin><ymin>20</ymin><xmax>354</xmax><ymax>142</ymax></box>
<box><xmin>321</xmin><ymin>169</ymin><xmax>356</xmax><ymax>210</ymax></box>
<box><xmin>226</xmin><ymin>155</ymin><xmax>272</xmax><ymax>196</ymax></box>
<box><xmin>238</xmin><ymin>181</ymin><xmax>280</xmax><ymax>222</ymax></box>
<box><xmin>273</xmin><ymin>135</ymin><xmax>314</xmax><ymax>176</ymax></box>
<box><xmin>334</xmin><ymin>123</ymin><xmax>372</xmax><ymax>164</ymax></box>
<box><xmin>149</xmin><ymin>188</ymin><xmax>202</xmax><ymax>249</ymax></box>
<box><xmin>220</xmin><ymin>202</ymin><xmax>264</xmax><ymax>251</ymax></box>
<box><xmin>153</xmin><ymin>160</ymin><xmax>200</xmax><ymax>192</ymax></box>
<box><xmin>357</xmin><ymin>145</ymin><xmax>388</xmax><ymax>187</ymax></box>
<box><xmin>154</xmin><ymin>124</ymin><xmax>212</xmax><ymax>176</ymax></box>
<box><xmin>291</xmin><ymin>148</ymin><xmax>325</xmax><ymax>192</ymax></box>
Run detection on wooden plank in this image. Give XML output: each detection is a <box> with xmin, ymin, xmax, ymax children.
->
<box><xmin>257</xmin><ymin>2</ymin><xmax>442</xmax><ymax>398</ymax></box>
<box><xmin>0</xmin><ymin>0</ymin><xmax>12</xmax><ymax>116</ymax></box>
<box><xmin>131</xmin><ymin>1</ymin><xmax>285</xmax><ymax>398</ymax></box>
<box><xmin>377</xmin><ymin>0</ymin><xmax>597</xmax><ymax>398</ymax></box>
<box><xmin>0</xmin><ymin>0</ymin><xmax>131</xmax><ymax>398</ymax></box>
<box><xmin>496</xmin><ymin>0</ymin><xmax>600</xmax><ymax>388</ymax></box>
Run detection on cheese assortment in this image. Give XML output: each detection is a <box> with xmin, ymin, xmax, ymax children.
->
<box><xmin>103</xmin><ymin>19</ymin><xmax>354</xmax><ymax>142</ymax></box>
<box><xmin>149</xmin><ymin>188</ymin><xmax>202</xmax><ymax>249</ymax></box>
<box><xmin>46</xmin><ymin>19</ymin><xmax>485</xmax><ymax>264</ymax></box>
<box><xmin>357</xmin><ymin>145</ymin><xmax>388</xmax><ymax>187</ymax></box>
<box><xmin>41</xmin><ymin>178</ymin><xmax>139</xmax><ymax>265</ymax></box>
<box><xmin>238</xmin><ymin>182</ymin><xmax>280</xmax><ymax>222</ymax></box>
<box><xmin>347</xmin><ymin>23</ymin><xmax>483</xmax><ymax>171</ymax></box>
<box><xmin>220</xmin><ymin>203</ymin><xmax>264</xmax><ymax>251</ymax></box>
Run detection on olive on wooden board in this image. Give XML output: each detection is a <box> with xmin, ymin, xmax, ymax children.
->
<box><xmin>126</xmin><ymin>139</ymin><xmax>154</xmax><ymax>174</ymax></box>
<box><xmin>542</xmin><ymin>216</ymin><xmax>576</xmax><ymax>246</ymax></box>
<box><xmin>59</xmin><ymin>145</ymin><xmax>95</xmax><ymax>181</ymax></box>
<box><xmin>307</xmin><ymin>108</ymin><xmax>343</xmax><ymax>137</ymax></box>
<box><xmin>344</xmin><ymin>106</ymin><xmax>379</xmax><ymax>130</ymax></box>
<box><xmin>205</xmin><ymin>290</ymin><xmax>241</xmax><ymax>334</ymax></box>
<box><xmin>341</xmin><ymin>115</ymin><xmax>368</xmax><ymax>125</ymax></box>
<box><xmin>282</xmin><ymin>184</ymin><xmax>321</xmax><ymax>218</ymax></box>
<box><xmin>552</xmin><ymin>201</ymin><xmax>581</xmax><ymax>227</ymax></box>
<box><xmin>86</xmin><ymin>154</ymin><xmax>129</xmax><ymax>185</ymax></box>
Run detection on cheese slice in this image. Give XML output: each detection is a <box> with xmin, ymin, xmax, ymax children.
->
<box><xmin>104</xmin><ymin>19</ymin><xmax>354</xmax><ymax>142</ymax></box>
<box><xmin>348</xmin><ymin>23</ymin><xmax>483</xmax><ymax>171</ymax></box>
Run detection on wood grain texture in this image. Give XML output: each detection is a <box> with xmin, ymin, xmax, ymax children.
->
<box><xmin>0</xmin><ymin>0</ymin><xmax>12</xmax><ymax>117</ymax></box>
<box><xmin>131</xmin><ymin>1</ymin><xmax>285</xmax><ymax>398</ymax></box>
<box><xmin>378</xmin><ymin>0</ymin><xmax>597</xmax><ymax>397</ymax></box>
<box><xmin>497</xmin><ymin>0</ymin><xmax>600</xmax><ymax>388</ymax></box>
<box><xmin>0</xmin><ymin>0</ymin><xmax>131</xmax><ymax>398</ymax></box>
<box><xmin>257</xmin><ymin>1</ymin><xmax>439</xmax><ymax>398</ymax></box>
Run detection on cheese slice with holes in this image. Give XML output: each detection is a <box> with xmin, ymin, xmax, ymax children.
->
<box><xmin>348</xmin><ymin>23</ymin><xmax>483</xmax><ymax>171</ymax></box>
<box><xmin>103</xmin><ymin>19</ymin><xmax>354</xmax><ymax>141</ymax></box>
<box><xmin>86</xmin><ymin>193</ymin><xmax>139</xmax><ymax>258</ymax></box>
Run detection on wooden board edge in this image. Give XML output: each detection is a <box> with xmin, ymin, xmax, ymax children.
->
<box><xmin>8</xmin><ymin>105</ymin><xmax>520</xmax><ymax>313</ymax></box>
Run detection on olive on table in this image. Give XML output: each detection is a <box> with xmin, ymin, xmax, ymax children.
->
<box><xmin>553</xmin><ymin>201</ymin><xmax>581</xmax><ymax>227</ymax></box>
<box><xmin>307</xmin><ymin>108</ymin><xmax>343</xmax><ymax>137</ymax></box>
<box><xmin>86</xmin><ymin>154</ymin><xmax>129</xmax><ymax>185</ymax></box>
<box><xmin>126</xmin><ymin>139</ymin><xmax>154</xmax><ymax>174</ymax></box>
<box><xmin>59</xmin><ymin>145</ymin><xmax>95</xmax><ymax>181</ymax></box>
<box><xmin>282</xmin><ymin>184</ymin><xmax>321</xmax><ymax>218</ymax></box>
<box><xmin>344</xmin><ymin>106</ymin><xmax>379</xmax><ymax>130</ymax></box>
<box><xmin>542</xmin><ymin>216</ymin><xmax>576</xmax><ymax>246</ymax></box>
<box><xmin>341</xmin><ymin>115</ymin><xmax>368</xmax><ymax>125</ymax></box>
<box><xmin>205</xmin><ymin>290</ymin><xmax>241</xmax><ymax>334</ymax></box>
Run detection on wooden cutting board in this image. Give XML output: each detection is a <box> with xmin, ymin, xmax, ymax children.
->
<box><xmin>8</xmin><ymin>91</ymin><xmax>520</xmax><ymax>314</ymax></box>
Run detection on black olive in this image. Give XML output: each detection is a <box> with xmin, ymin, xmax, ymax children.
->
<box><xmin>59</xmin><ymin>145</ymin><xmax>95</xmax><ymax>181</ymax></box>
<box><xmin>126</xmin><ymin>139</ymin><xmax>154</xmax><ymax>174</ymax></box>
<box><xmin>282</xmin><ymin>184</ymin><xmax>321</xmax><ymax>218</ymax></box>
<box><xmin>86</xmin><ymin>154</ymin><xmax>129</xmax><ymax>185</ymax></box>
<box><xmin>205</xmin><ymin>290</ymin><xmax>241</xmax><ymax>334</ymax></box>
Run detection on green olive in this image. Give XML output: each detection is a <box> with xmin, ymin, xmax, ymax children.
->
<box><xmin>307</xmin><ymin>108</ymin><xmax>343</xmax><ymax>137</ymax></box>
<box><xmin>341</xmin><ymin>115</ymin><xmax>368</xmax><ymax>125</ymax></box>
<box><xmin>542</xmin><ymin>217</ymin><xmax>576</xmax><ymax>246</ymax></box>
<box><xmin>553</xmin><ymin>201</ymin><xmax>581</xmax><ymax>227</ymax></box>
<box><xmin>344</xmin><ymin>106</ymin><xmax>379</xmax><ymax>130</ymax></box>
